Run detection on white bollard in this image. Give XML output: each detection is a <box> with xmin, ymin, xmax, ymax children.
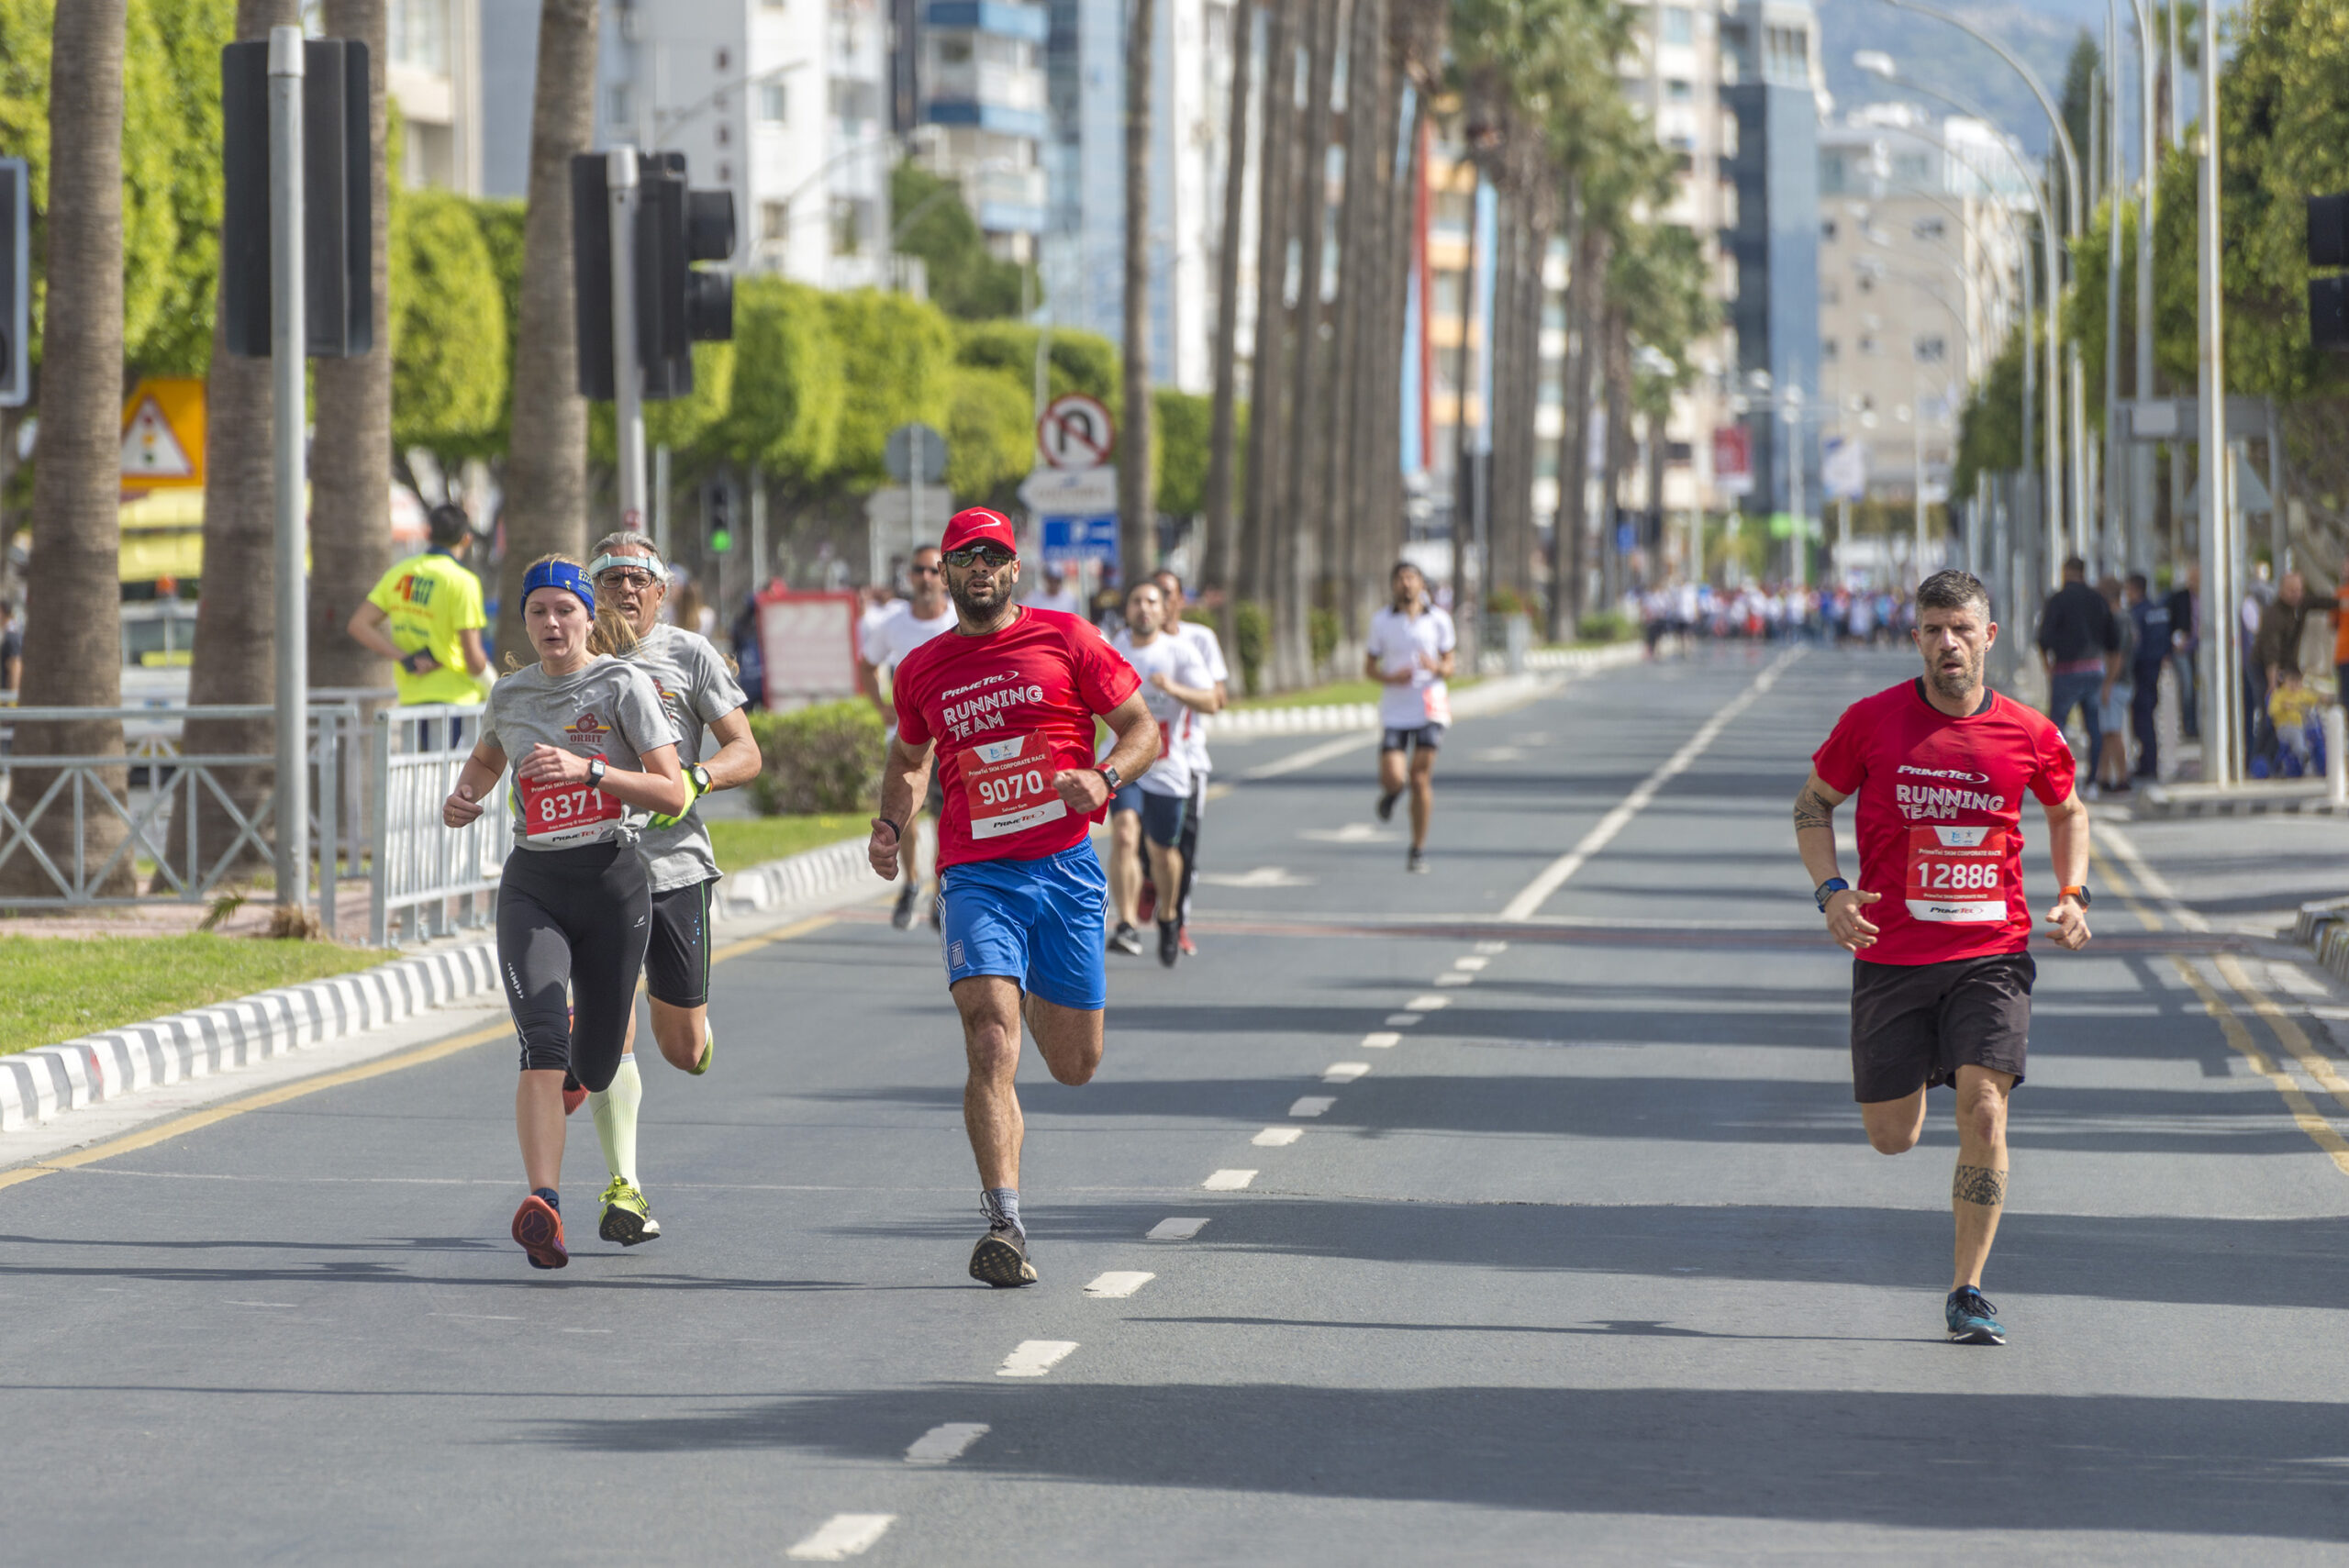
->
<box><xmin>2328</xmin><ymin>705</ymin><xmax>2347</xmax><ymax>806</ymax></box>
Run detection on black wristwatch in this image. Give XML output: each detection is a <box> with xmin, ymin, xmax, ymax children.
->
<box><xmin>585</xmin><ymin>758</ymin><xmax>607</xmax><ymax>790</ymax></box>
<box><xmin>1098</xmin><ymin>765</ymin><xmax>1123</xmax><ymax>794</ymax></box>
<box><xmin>1814</xmin><ymin>877</ymin><xmax>1851</xmax><ymax>913</ymax></box>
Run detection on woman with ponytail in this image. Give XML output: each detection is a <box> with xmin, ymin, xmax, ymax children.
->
<box><xmin>442</xmin><ymin>555</ymin><xmax>686</xmax><ymax>1269</ymax></box>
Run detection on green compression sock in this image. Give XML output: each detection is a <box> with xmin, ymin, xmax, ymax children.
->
<box><xmin>589</xmin><ymin>1054</ymin><xmax>643</xmax><ymax>1189</ymax></box>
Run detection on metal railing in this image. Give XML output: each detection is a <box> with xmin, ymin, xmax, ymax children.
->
<box><xmin>368</xmin><ymin>703</ymin><xmax>507</xmax><ymax>947</ymax></box>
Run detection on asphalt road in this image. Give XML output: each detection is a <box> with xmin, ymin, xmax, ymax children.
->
<box><xmin>7</xmin><ymin>645</ymin><xmax>2349</xmax><ymax>1565</ymax></box>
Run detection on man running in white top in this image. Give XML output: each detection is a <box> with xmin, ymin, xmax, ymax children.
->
<box><xmin>859</xmin><ymin>546</ymin><xmax>959</xmax><ymax>928</ymax></box>
<box><xmin>1150</xmin><ymin>569</ymin><xmax>1228</xmax><ymax>953</ymax></box>
<box><xmin>1366</xmin><ymin>562</ymin><xmax>1456</xmax><ymax>873</ymax></box>
<box><xmin>1106</xmin><ymin>582</ymin><xmax>1219</xmax><ymax>964</ymax></box>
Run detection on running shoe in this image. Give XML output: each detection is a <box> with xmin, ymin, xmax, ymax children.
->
<box><xmin>689</xmin><ymin>1021</ymin><xmax>714</xmax><ymax>1076</ymax></box>
<box><xmin>1157</xmin><ymin>919</ymin><xmax>1180</xmax><ymax>967</ymax></box>
<box><xmin>1945</xmin><ymin>1286</ymin><xmax>2006</xmax><ymax>1345</ymax></box>
<box><xmin>511</xmin><ymin>1193</ymin><xmax>568</xmax><ymax>1270</ymax></box>
<box><xmin>597</xmin><ymin>1177</ymin><xmax>662</xmax><ymax>1247</ymax></box>
<box><xmin>562</xmin><ymin>1071</ymin><xmax>587</xmax><ymax>1117</ymax></box>
<box><xmin>1178</xmin><ymin>928</ymin><xmax>1197</xmax><ymax>957</ymax></box>
<box><xmin>1406</xmin><ymin>849</ymin><xmax>1428</xmax><ymax>874</ymax></box>
<box><xmin>969</xmin><ymin>1222</ymin><xmax>1037</xmax><ymax>1287</ymax></box>
<box><xmin>1137</xmin><ymin>879</ymin><xmax>1157</xmax><ymax>923</ymax></box>
<box><xmin>1108</xmin><ymin>922</ymin><xmax>1145</xmax><ymax>956</ymax></box>
<box><xmin>891</xmin><ymin>883</ymin><xmax>918</xmax><ymax>929</ymax></box>
<box><xmin>1376</xmin><ymin>787</ymin><xmax>1402</xmax><ymax>822</ymax></box>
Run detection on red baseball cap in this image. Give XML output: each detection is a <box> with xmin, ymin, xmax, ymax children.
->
<box><xmin>941</xmin><ymin>507</ymin><xmax>1018</xmax><ymax>556</ymax></box>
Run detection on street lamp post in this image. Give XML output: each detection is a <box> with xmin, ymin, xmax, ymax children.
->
<box><xmin>2197</xmin><ymin>2</ymin><xmax>2242</xmax><ymax>786</ymax></box>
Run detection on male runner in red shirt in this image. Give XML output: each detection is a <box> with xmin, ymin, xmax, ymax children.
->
<box><xmin>1793</xmin><ymin>569</ymin><xmax>2093</xmax><ymax>1345</ymax></box>
<box><xmin>871</xmin><ymin>508</ymin><xmax>1161</xmax><ymax>1287</ymax></box>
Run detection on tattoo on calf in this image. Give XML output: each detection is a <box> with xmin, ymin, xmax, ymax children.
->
<box><xmin>1793</xmin><ymin>789</ymin><xmax>1833</xmax><ymax>834</ymax></box>
<box><xmin>1953</xmin><ymin>1163</ymin><xmax>2008</xmax><ymax>1207</ymax></box>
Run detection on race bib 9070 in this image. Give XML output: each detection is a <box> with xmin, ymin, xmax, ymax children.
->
<box><xmin>962</xmin><ymin>732</ymin><xmax>1068</xmax><ymax>840</ymax></box>
<box><xmin>1904</xmin><ymin>825</ymin><xmax>2009</xmax><ymax>922</ymax></box>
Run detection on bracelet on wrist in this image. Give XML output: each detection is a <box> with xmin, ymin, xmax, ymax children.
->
<box><xmin>875</xmin><ymin>817</ymin><xmax>903</xmax><ymax>840</ymax></box>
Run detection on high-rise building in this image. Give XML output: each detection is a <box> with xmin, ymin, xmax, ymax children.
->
<box><xmin>387</xmin><ymin>0</ymin><xmax>484</xmax><ymax>194</ymax></box>
<box><xmin>904</xmin><ymin>1</ymin><xmax>1050</xmax><ymax>261</ymax></box>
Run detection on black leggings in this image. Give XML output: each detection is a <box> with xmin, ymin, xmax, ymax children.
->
<box><xmin>496</xmin><ymin>841</ymin><xmax>651</xmax><ymax>1092</ymax></box>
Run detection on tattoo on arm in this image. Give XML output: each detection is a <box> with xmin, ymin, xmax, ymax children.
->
<box><xmin>1793</xmin><ymin>787</ymin><xmax>1835</xmax><ymax>835</ymax></box>
<box><xmin>1953</xmin><ymin>1163</ymin><xmax>2008</xmax><ymax>1208</ymax></box>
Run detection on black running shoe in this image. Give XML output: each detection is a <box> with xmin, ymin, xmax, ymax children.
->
<box><xmin>891</xmin><ymin>884</ymin><xmax>918</xmax><ymax>929</ymax></box>
<box><xmin>1157</xmin><ymin>919</ymin><xmax>1180</xmax><ymax>967</ymax></box>
<box><xmin>1108</xmin><ymin>922</ymin><xmax>1144</xmax><ymax>956</ymax></box>
<box><xmin>1376</xmin><ymin>788</ymin><xmax>1402</xmax><ymax>822</ymax></box>
<box><xmin>1406</xmin><ymin>848</ymin><xmax>1428</xmax><ymax>873</ymax></box>
<box><xmin>1945</xmin><ymin>1286</ymin><xmax>2006</xmax><ymax>1345</ymax></box>
<box><xmin>970</xmin><ymin>1224</ymin><xmax>1037</xmax><ymax>1287</ymax></box>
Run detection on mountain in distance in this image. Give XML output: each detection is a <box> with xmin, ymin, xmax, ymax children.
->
<box><xmin>1813</xmin><ymin>0</ymin><xmax>2120</xmax><ymax>161</ymax></box>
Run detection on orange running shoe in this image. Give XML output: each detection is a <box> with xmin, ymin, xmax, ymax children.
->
<box><xmin>511</xmin><ymin>1193</ymin><xmax>568</xmax><ymax>1270</ymax></box>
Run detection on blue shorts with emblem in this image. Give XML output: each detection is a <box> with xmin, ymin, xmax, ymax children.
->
<box><xmin>938</xmin><ymin>842</ymin><xmax>1108</xmax><ymax>1011</ymax></box>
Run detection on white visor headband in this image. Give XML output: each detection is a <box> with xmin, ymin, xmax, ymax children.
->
<box><xmin>588</xmin><ymin>551</ymin><xmax>669</xmax><ymax>585</ymax></box>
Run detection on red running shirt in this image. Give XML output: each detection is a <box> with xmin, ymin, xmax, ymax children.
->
<box><xmin>893</xmin><ymin>606</ymin><xmax>1141</xmax><ymax>871</ymax></box>
<box><xmin>1811</xmin><ymin>680</ymin><xmax>2077</xmax><ymax>967</ymax></box>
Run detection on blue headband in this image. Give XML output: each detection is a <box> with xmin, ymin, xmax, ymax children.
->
<box><xmin>522</xmin><ymin>560</ymin><xmax>597</xmax><ymax>617</ymax></box>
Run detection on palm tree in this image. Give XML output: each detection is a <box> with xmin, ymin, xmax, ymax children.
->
<box><xmin>164</xmin><ymin>0</ymin><xmax>299</xmax><ymax>890</ymax></box>
<box><xmin>309</xmin><ymin>0</ymin><xmax>393</xmax><ymax>695</ymax></box>
<box><xmin>1119</xmin><ymin>0</ymin><xmax>1158</xmax><ymax>585</ymax></box>
<box><xmin>496</xmin><ymin>0</ymin><xmax>600</xmax><ymax>664</ymax></box>
<box><xmin>1239</xmin><ymin>0</ymin><xmax>1298</xmax><ymax>617</ymax></box>
<box><xmin>1275</xmin><ymin>0</ymin><xmax>1340</xmax><ymax>685</ymax></box>
<box><xmin>1201</xmin><ymin>0</ymin><xmax>1254</xmax><ymax>617</ymax></box>
<box><xmin>6</xmin><ymin>0</ymin><xmax>132</xmax><ymax>902</ymax></box>
<box><xmin>1317</xmin><ymin>0</ymin><xmax>1386</xmax><ymax>647</ymax></box>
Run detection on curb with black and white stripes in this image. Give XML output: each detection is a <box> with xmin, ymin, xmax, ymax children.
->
<box><xmin>0</xmin><ymin>835</ymin><xmax>887</xmax><ymax>1137</ymax></box>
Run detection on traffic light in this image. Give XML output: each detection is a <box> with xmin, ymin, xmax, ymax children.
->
<box><xmin>707</xmin><ymin>479</ymin><xmax>734</xmax><ymax>554</ymax></box>
<box><xmin>2308</xmin><ymin>195</ymin><xmax>2349</xmax><ymax>351</ymax></box>
<box><xmin>0</xmin><ymin>158</ymin><xmax>26</xmax><ymax>407</ymax></box>
<box><xmin>219</xmin><ymin>39</ymin><xmax>373</xmax><ymax>358</ymax></box>
<box><xmin>572</xmin><ymin>151</ymin><xmax>736</xmax><ymax>401</ymax></box>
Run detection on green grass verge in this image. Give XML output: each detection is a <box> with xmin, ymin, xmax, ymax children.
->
<box><xmin>0</xmin><ymin>934</ymin><xmax>389</xmax><ymax>1057</ymax></box>
<box><xmin>1232</xmin><ymin>675</ymin><xmax>1483</xmax><ymax>711</ymax></box>
<box><xmin>707</xmin><ymin>815</ymin><xmax>867</xmax><ymax>874</ymax></box>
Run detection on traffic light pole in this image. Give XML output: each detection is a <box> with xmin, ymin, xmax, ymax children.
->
<box><xmin>608</xmin><ymin>147</ymin><xmax>648</xmax><ymax>532</ymax></box>
<box><xmin>269</xmin><ymin>26</ymin><xmax>309</xmax><ymax>911</ymax></box>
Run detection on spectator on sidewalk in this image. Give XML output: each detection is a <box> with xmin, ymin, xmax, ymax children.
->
<box><xmin>2167</xmin><ymin>564</ymin><xmax>2200</xmax><ymax>740</ymax></box>
<box><xmin>2093</xmin><ymin>576</ymin><xmax>2137</xmax><ymax>795</ymax></box>
<box><xmin>0</xmin><ymin>600</ymin><xmax>19</xmax><ymax>693</ymax></box>
<box><xmin>2127</xmin><ymin>573</ymin><xmax>2170</xmax><ymax>781</ymax></box>
<box><xmin>2253</xmin><ymin>571</ymin><xmax>2322</xmax><ymax>766</ymax></box>
<box><xmin>347</xmin><ymin>503</ymin><xmax>490</xmax><ymax>748</ymax></box>
<box><xmin>2037</xmin><ymin>555</ymin><xmax>2121</xmax><ymax>769</ymax></box>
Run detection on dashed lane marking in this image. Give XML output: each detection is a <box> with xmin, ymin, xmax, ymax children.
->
<box><xmin>786</xmin><ymin>1514</ymin><xmax>896</xmax><ymax>1560</ymax></box>
<box><xmin>1084</xmin><ymin>1272</ymin><xmax>1155</xmax><ymax>1297</ymax></box>
<box><xmin>1433</xmin><ymin>973</ymin><xmax>1475</xmax><ymax>986</ymax></box>
<box><xmin>1360</xmin><ymin>1031</ymin><xmax>1401</xmax><ymax>1049</ymax></box>
<box><xmin>1403</xmin><ymin>995</ymin><xmax>1450</xmax><ymax>1011</ymax></box>
<box><xmin>1323</xmin><ymin>1062</ymin><xmax>1370</xmax><ymax>1083</ymax></box>
<box><xmin>1499</xmin><ymin>648</ymin><xmax>1800</xmax><ymax>921</ymax></box>
<box><xmin>997</xmin><ymin>1340</ymin><xmax>1079</xmax><ymax>1376</ymax></box>
<box><xmin>1252</xmin><ymin>1127</ymin><xmax>1302</xmax><ymax>1147</ymax></box>
<box><xmin>1383</xmin><ymin>1014</ymin><xmax>1424</xmax><ymax>1027</ymax></box>
<box><xmin>1453</xmin><ymin>955</ymin><xmax>1490</xmax><ymax>972</ymax></box>
<box><xmin>1239</xmin><ymin>732</ymin><xmax>1382</xmax><ymax>781</ymax></box>
<box><xmin>1146</xmin><ymin>1217</ymin><xmax>1209</xmax><ymax>1240</ymax></box>
<box><xmin>905</xmin><ymin>1423</ymin><xmax>990</xmax><ymax>1464</ymax></box>
<box><xmin>1203</xmin><ymin>1169</ymin><xmax>1257</xmax><ymax>1190</ymax></box>
<box><xmin>1475</xmin><ymin>940</ymin><xmax>1509</xmax><ymax>954</ymax></box>
<box><xmin>1289</xmin><ymin>1096</ymin><xmax>1335</xmax><ymax>1117</ymax></box>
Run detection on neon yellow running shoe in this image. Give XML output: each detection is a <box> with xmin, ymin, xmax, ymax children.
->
<box><xmin>689</xmin><ymin>1022</ymin><xmax>714</xmax><ymax>1076</ymax></box>
<box><xmin>597</xmin><ymin>1176</ymin><xmax>661</xmax><ymax>1246</ymax></box>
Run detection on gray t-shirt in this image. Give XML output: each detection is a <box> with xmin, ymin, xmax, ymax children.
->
<box><xmin>626</xmin><ymin>623</ymin><xmax>750</xmax><ymax>890</ymax></box>
<box><xmin>480</xmin><ymin>656</ymin><xmax>677</xmax><ymax>852</ymax></box>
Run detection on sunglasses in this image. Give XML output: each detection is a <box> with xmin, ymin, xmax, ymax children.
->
<box><xmin>907</xmin><ymin>562</ymin><xmax>942</xmax><ymax>576</ymax></box>
<box><xmin>596</xmin><ymin>568</ymin><xmax>660</xmax><ymax>591</ymax></box>
<box><xmin>944</xmin><ymin>543</ymin><xmax>1016</xmax><ymax>569</ymax></box>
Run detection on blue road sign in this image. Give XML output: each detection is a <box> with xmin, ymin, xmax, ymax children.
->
<box><xmin>1041</xmin><ymin>515</ymin><xmax>1120</xmax><ymax>575</ymax></box>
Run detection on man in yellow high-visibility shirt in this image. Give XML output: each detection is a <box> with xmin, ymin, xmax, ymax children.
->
<box><xmin>349</xmin><ymin>504</ymin><xmax>491</xmax><ymax>742</ymax></box>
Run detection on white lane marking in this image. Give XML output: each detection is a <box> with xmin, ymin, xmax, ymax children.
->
<box><xmin>2273</xmin><ymin>962</ymin><xmax>2330</xmax><ymax>999</ymax></box>
<box><xmin>1453</xmin><ymin>955</ymin><xmax>1491</xmax><ymax>972</ymax></box>
<box><xmin>1203</xmin><ymin>1169</ymin><xmax>1258</xmax><ymax>1190</ymax></box>
<box><xmin>1147</xmin><ymin>1217</ymin><xmax>1209</xmax><ymax>1240</ymax></box>
<box><xmin>1433</xmin><ymin>973</ymin><xmax>1475</xmax><ymax>987</ymax></box>
<box><xmin>1323</xmin><ymin>1062</ymin><xmax>1370</xmax><ymax>1083</ymax></box>
<box><xmin>429</xmin><ymin>1313</ymin><xmax>521</xmax><ymax>1321</ymax></box>
<box><xmin>2096</xmin><ymin>822</ymin><xmax>2210</xmax><ymax>931</ymax></box>
<box><xmin>1404</xmin><ymin>995</ymin><xmax>1450</xmax><ymax>1011</ymax></box>
<box><xmin>558</xmin><ymin>1328</ymin><xmax>616</xmax><ymax>1335</ymax></box>
<box><xmin>1301</xmin><ymin>823</ymin><xmax>1393</xmax><ymax>843</ymax></box>
<box><xmin>1241</xmin><ymin>731</ymin><xmax>1381</xmax><ymax>781</ymax></box>
<box><xmin>1085</xmin><ymin>1271</ymin><xmax>1156</xmax><ymax>1297</ymax></box>
<box><xmin>905</xmin><ymin>1423</ymin><xmax>991</xmax><ymax>1464</ymax></box>
<box><xmin>1360</xmin><ymin>1031</ymin><xmax>1401</xmax><ymax>1049</ymax></box>
<box><xmin>1197</xmin><ymin>866</ymin><xmax>1315</xmax><ymax>888</ymax></box>
<box><xmin>1499</xmin><ymin>647</ymin><xmax>1801</xmax><ymax>921</ymax></box>
<box><xmin>1472</xmin><ymin>746</ymin><xmax>1523</xmax><ymax>762</ymax></box>
<box><xmin>1289</xmin><ymin>1095</ymin><xmax>1335</xmax><ymax>1117</ymax></box>
<box><xmin>1383</xmin><ymin>1013</ymin><xmax>1424</xmax><ymax>1026</ymax></box>
<box><xmin>1252</xmin><ymin>1126</ymin><xmax>1303</xmax><ymax>1147</ymax></box>
<box><xmin>786</xmin><ymin>1515</ymin><xmax>896</xmax><ymax>1560</ymax></box>
<box><xmin>1475</xmin><ymin>940</ymin><xmax>1509</xmax><ymax>954</ymax></box>
<box><xmin>227</xmin><ymin>1300</ymin><xmax>298</xmax><ymax>1308</ymax></box>
<box><xmin>996</xmin><ymin>1340</ymin><xmax>1080</xmax><ymax>1377</ymax></box>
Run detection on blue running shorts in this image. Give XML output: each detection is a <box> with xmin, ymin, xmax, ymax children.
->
<box><xmin>938</xmin><ymin>841</ymin><xmax>1109</xmax><ymax>1010</ymax></box>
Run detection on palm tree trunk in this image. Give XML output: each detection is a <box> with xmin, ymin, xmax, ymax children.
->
<box><xmin>1202</xmin><ymin>0</ymin><xmax>1255</xmax><ymax>610</ymax></box>
<box><xmin>1508</xmin><ymin>210</ymin><xmax>1550</xmax><ymax>603</ymax></box>
<box><xmin>496</xmin><ymin>0</ymin><xmax>600</xmax><ymax>663</ymax></box>
<box><xmin>1333</xmin><ymin>0</ymin><xmax>1394</xmax><ymax>644</ymax></box>
<box><xmin>1366</xmin><ymin>83</ymin><xmax>1423</xmax><ymax>626</ymax></box>
<box><xmin>6</xmin><ymin>0</ymin><xmax>132</xmax><ymax>903</ymax></box>
<box><xmin>1600</xmin><ymin>304</ymin><xmax>1631</xmax><ymax>610</ymax></box>
<box><xmin>1238</xmin><ymin>0</ymin><xmax>1297</xmax><ymax>617</ymax></box>
<box><xmin>163</xmin><ymin>0</ymin><xmax>299</xmax><ymax>893</ymax></box>
<box><xmin>1275</xmin><ymin>0</ymin><xmax>1338</xmax><ymax>684</ymax></box>
<box><xmin>1316</xmin><ymin>0</ymin><xmax>1378</xmax><ymax>650</ymax></box>
<box><xmin>1119</xmin><ymin>0</ymin><xmax>1158</xmax><ymax>585</ymax></box>
<box><xmin>1486</xmin><ymin>195</ymin><xmax>1522</xmax><ymax>614</ymax></box>
<box><xmin>310</xmin><ymin>0</ymin><xmax>392</xmax><ymax>695</ymax></box>
<box><xmin>1552</xmin><ymin>206</ymin><xmax>1607</xmax><ymax>639</ymax></box>
<box><xmin>1447</xmin><ymin>161</ymin><xmax>1479</xmax><ymax>654</ymax></box>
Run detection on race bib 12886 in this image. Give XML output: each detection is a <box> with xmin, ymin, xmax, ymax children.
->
<box><xmin>1904</xmin><ymin>824</ymin><xmax>2009</xmax><ymax>922</ymax></box>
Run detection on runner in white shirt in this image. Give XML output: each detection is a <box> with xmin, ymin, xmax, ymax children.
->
<box><xmin>1108</xmin><ymin>582</ymin><xmax>1219</xmax><ymax>965</ymax></box>
<box><xmin>1366</xmin><ymin>562</ymin><xmax>1457</xmax><ymax>873</ymax></box>
<box><xmin>1029</xmin><ymin>562</ymin><xmax>1084</xmax><ymax>617</ymax></box>
<box><xmin>858</xmin><ymin>546</ymin><xmax>960</xmax><ymax>928</ymax></box>
<box><xmin>1151</xmin><ymin>569</ymin><xmax>1228</xmax><ymax>953</ymax></box>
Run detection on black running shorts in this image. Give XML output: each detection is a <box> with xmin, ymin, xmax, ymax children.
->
<box><xmin>645</xmin><ymin>877</ymin><xmax>717</xmax><ymax>1008</ymax></box>
<box><xmin>1381</xmin><ymin>723</ymin><xmax>1446</xmax><ymax>754</ymax></box>
<box><xmin>1849</xmin><ymin>951</ymin><xmax>2034</xmax><ymax>1103</ymax></box>
<box><xmin>497</xmin><ymin>841</ymin><xmax>651</xmax><ymax>1090</ymax></box>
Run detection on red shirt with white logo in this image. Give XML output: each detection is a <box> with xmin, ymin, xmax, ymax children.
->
<box><xmin>893</xmin><ymin>606</ymin><xmax>1142</xmax><ymax>871</ymax></box>
<box><xmin>1811</xmin><ymin>680</ymin><xmax>2076</xmax><ymax>967</ymax></box>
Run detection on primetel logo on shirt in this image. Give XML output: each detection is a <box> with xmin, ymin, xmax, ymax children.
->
<box><xmin>1896</xmin><ymin>763</ymin><xmax>1989</xmax><ymax>784</ymax></box>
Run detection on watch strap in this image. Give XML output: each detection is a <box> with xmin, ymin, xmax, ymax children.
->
<box><xmin>2061</xmin><ymin>884</ymin><xmax>2090</xmax><ymax>906</ymax></box>
<box><xmin>586</xmin><ymin>758</ymin><xmax>607</xmax><ymax>788</ymax></box>
<box><xmin>1814</xmin><ymin>877</ymin><xmax>1851</xmax><ymax>912</ymax></box>
<box><xmin>1099</xmin><ymin>765</ymin><xmax>1122</xmax><ymax>793</ymax></box>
